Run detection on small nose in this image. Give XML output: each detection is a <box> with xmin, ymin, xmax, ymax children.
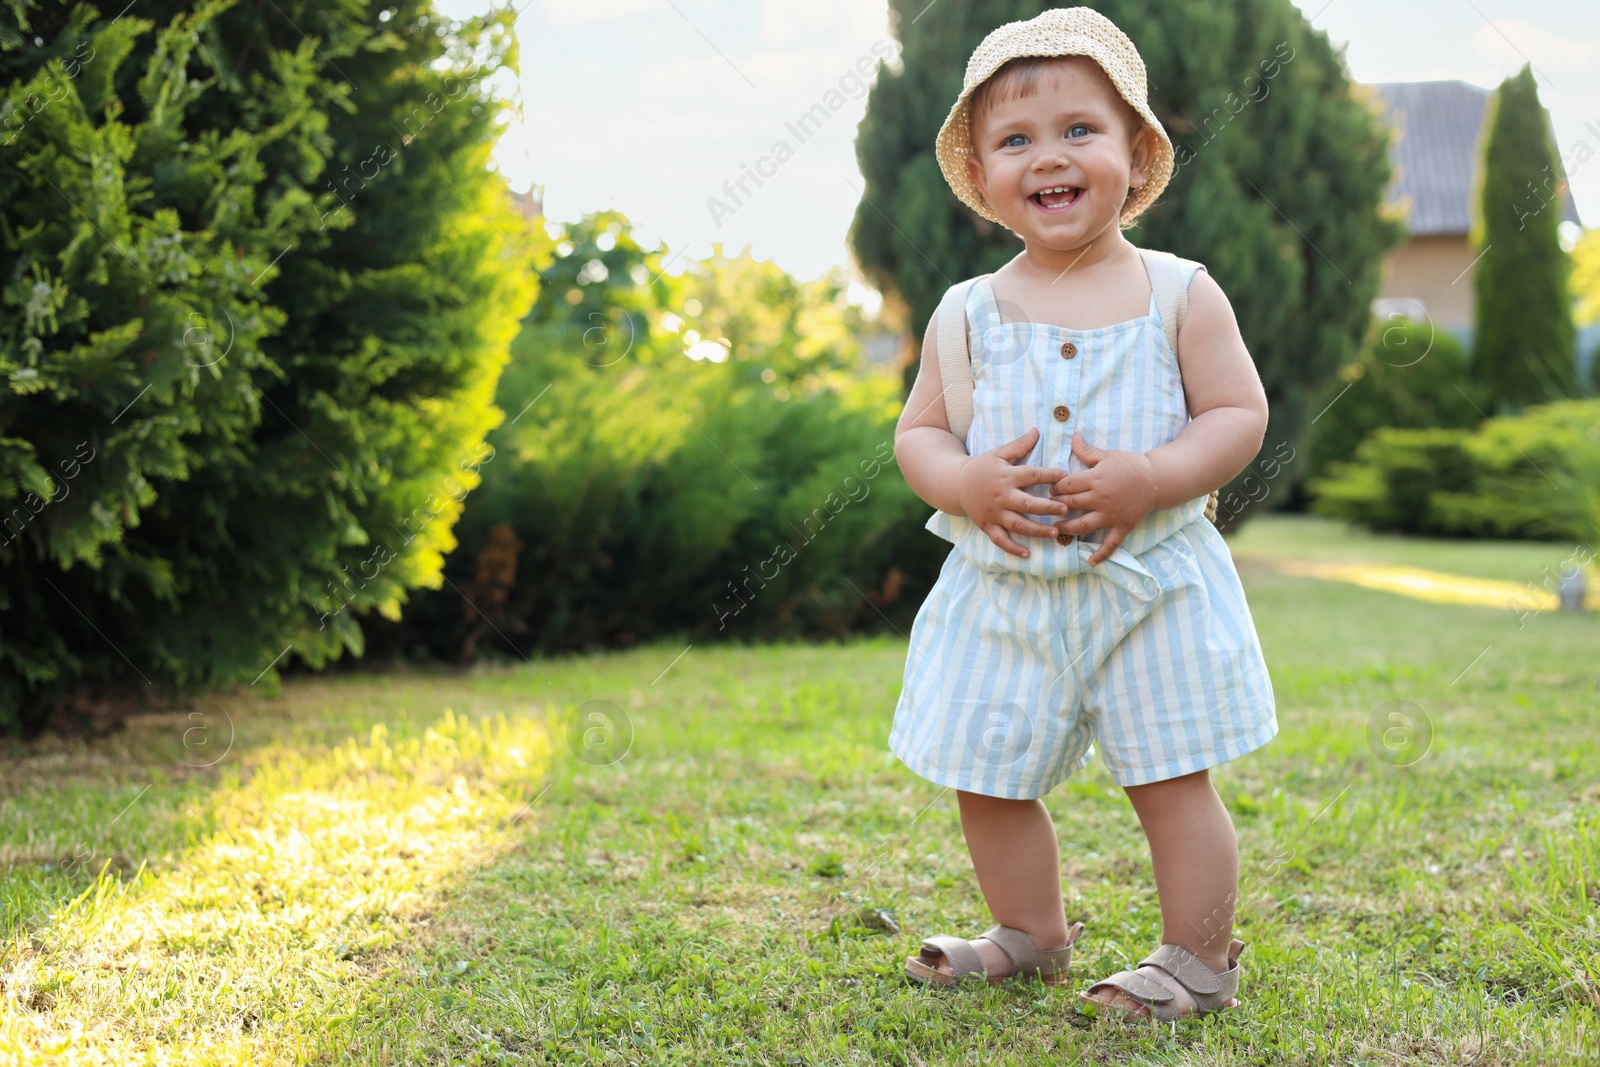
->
<box><xmin>1031</xmin><ymin>144</ymin><xmax>1073</xmax><ymax>172</ymax></box>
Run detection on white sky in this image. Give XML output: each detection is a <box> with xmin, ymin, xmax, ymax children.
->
<box><xmin>440</xmin><ymin>0</ymin><xmax>1600</xmax><ymax>284</ymax></box>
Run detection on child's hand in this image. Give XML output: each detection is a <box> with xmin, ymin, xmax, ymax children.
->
<box><xmin>957</xmin><ymin>427</ymin><xmax>1072</xmax><ymax>560</ymax></box>
<box><xmin>1048</xmin><ymin>431</ymin><xmax>1160</xmax><ymax>565</ymax></box>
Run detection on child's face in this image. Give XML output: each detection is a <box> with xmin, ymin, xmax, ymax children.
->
<box><xmin>966</xmin><ymin>57</ymin><xmax>1154</xmax><ymax>250</ymax></box>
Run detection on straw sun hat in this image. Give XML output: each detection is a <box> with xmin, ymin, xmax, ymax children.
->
<box><xmin>934</xmin><ymin>7</ymin><xmax>1174</xmax><ymax>229</ymax></box>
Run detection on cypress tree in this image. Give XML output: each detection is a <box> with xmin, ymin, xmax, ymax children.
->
<box><xmin>1470</xmin><ymin>64</ymin><xmax>1577</xmax><ymax>410</ymax></box>
<box><xmin>850</xmin><ymin>0</ymin><xmax>1402</xmax><ymax>522</ymax></box>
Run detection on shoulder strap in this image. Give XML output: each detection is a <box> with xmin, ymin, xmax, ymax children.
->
<box><xmin>1138</xmin><ymin>247</ymin><xmax>1222</xmax><ymax>526</ymax></box>
<box><xmin>935</xmin><ymin>278</ymin><xmax>980</xmax><ymax>441</ymax></box>
<box><xmin>1138</xmin><ymin>246</ymin><xmax>1207</xmax><ymax>355</ymax></box>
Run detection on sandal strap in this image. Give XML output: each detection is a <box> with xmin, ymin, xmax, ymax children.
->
<box><xmin>979</xmin><ymin>920</ymin><xmax>1084</xmax><ymax>977</ymax></box>
<box><xmin>1137</xmin><ymin>944</ymin><xmax>1223</xmax><ymax>995</ymax></box>
<box><xmin>1137</xmin><ymin>939</ymin><xmax>1247</xmax><ymax>1004</ymax></box>
<box><xmin>918</xmin><ymin>934</ymin><xmax>984</xmax><ymax>979</ymax></box>
<box><xmin>1084</xmin><ymin>967</ymin><xmax>1175</xmax><ymax>1006</ymax></box>
<box><xmin>978</xmin><ymin>924</ymin><xmax>1037</xmax><ymax>971</ymax></box>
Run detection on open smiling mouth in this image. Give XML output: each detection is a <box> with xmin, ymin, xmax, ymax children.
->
<box><xmin>1031</xmin><ymin>185</ymin><xmax>1082</xmax><ymax>210</ymax></box>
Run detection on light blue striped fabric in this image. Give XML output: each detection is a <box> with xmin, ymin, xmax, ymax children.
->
<box><xmin>889</xmin><ymin>259</ymin><xmax>1278</xmax><ymax>796</ymax></box>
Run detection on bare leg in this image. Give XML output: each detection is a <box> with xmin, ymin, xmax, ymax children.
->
<box><xmin>933</xmin><ymin>789</ymin><xmax>1071</xmax><ymax>977</ymax></box>
<box><xmin>1082</xmin><ymin>768</ymin><xmax>1240</xmax><ymax>1015</ymax></box>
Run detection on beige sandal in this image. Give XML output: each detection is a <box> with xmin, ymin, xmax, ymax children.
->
<box><xmin>1078</xmin><ymin>938</ymin><xmax>1246</xmax><ymax>1022</ymax></box>
<box><xmin>905</xmin><ymin>920</ymin><xmax>1085</xmax><ymax>987</ymax></box>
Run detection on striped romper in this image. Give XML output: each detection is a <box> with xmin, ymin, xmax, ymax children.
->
<box><xmin>888</xmin><ymin>260</ymin><xmax>1278</xmax><ymax>798</ymax></box>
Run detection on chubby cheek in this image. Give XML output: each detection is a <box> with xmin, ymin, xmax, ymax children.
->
<box><xmin>988</xmin><ymin>162</ymin><xmax>1030</xmax><ymax>201</ymax></box>
<box><xmin>1086</xmin><ymin>150</ymin><xmax>1133</xmax><ymax>189</ymax></box>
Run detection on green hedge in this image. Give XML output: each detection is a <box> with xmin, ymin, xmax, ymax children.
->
<box><xmin>361</xmin><ymin>214</ymin><xmax>940</xmax><ymax>662</ymax></box>
<box><xmin>1301</xmin><ymin>316</ymin><xmax>1489</xmax><ymax>489</ymax></box>
<box><xmin>1308</xmin><ymin>399</ymin><xmax>1600</xmax><ymax>541</ymax></box>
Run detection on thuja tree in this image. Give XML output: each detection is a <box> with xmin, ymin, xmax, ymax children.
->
<box><xmin>0</xmin><ymin>0</ymin><xmax>535</xmax><ymax>734</ymax></box>
<box><xmin>851</xmin><ymin>0</ymin><xmax>1402</xmax><ymax>522</ymax></box>
<box><xmin>1470</xmin><ymin>63</ymin><xmax>1577</xmax><ymax>411</ymax></box>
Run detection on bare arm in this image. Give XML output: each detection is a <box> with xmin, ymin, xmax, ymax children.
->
<box><xmin>1143</xmin><ymin>270</ymin><xmax>1270</xmax><ymax>510</ymax></box>
<box><xmin>892</xmin><ymin>310</ymin><xmax>971</xmax><ymax>515</ymax></box>
<box><xmin>894</xmin><ymin>307</ymin><xmax>1071</xmax><ymax>557</ymax></box>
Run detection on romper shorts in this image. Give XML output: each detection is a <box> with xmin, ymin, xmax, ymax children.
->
<box><xmin>888</xmin><ymin>517</ymin><xmax>1279</xmax><ymax>798</ymax></box>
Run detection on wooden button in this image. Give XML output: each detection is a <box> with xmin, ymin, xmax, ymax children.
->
<box><xmin>1056</xmin><ymin>530</ymin><xmax>1074</xmax><ymax>545</ymax></box>
<box><xmin>1052</xmin><ymin>404</ymin><xmax>1070</xmax><ymax>421</ymax></box>
<box><xmin>1060</xmin><ymin>341</ymin><xmax>1077</xmax><ymax>358</ymax></box>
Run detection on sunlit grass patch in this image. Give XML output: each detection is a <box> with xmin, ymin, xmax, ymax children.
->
<box><xmin>1</xmin><ymin>707</ymin><xmax>556</xmax><ymax>1065</ymax></box>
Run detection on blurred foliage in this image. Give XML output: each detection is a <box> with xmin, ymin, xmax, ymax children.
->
<box><xmin>1301</xmin><ymin>317</ymin><xmax>1490</xmax><ymax>491</ymax></box>
<box><xmin>362</xmin><ymin>212</ymin><xmax>941</xmax><ymax>663</ymax></box>
<box><xmin>677</xmin><ymin>247</ymin><xmax>874</xmax><ymax>397</ymax></box>
<box><xmin>0</xmin><ymin>0</ymin><xmax>534</xmax><ymax>734</ymax></box>
<box><xmin>1575</xmin><ymin>227</ymin><xmax>1600</xmax><ymax>329</ymax></box>
<box><xmin>1573</xmin><ymin>227</ymin><xmax>1600</xmax><ymax>393</ymax></box>
<box><xmin>1308</xmin><ymin>398</ymin><xmax>1600</xmax><ymax>542</ymax></box>
<box><xmin>1470</xmin><ymin>64</ymin><xmax>1578</xmax><ymax>411</ymax></box>
<box><xmin>851</xmin><ymin>0</ymin><xmax>1403</xmax><ymax>528</ymax></box>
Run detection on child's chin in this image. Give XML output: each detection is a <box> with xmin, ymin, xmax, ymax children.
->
<box><xmin>997</xmin><ymin>201</ymin><xmax>1103</xmax><ymax>241</ymax></box>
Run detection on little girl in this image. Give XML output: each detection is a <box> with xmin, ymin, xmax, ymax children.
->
<box><xmin>888</xmin><ymin>8</ymin><xmax>1279</xmax><ymax>1022</ymax></box>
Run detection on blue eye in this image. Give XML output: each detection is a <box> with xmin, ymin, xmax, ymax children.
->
<box><xmin>1068</xmin><ymin>123</ymin><xmax>1092</xmax><ymax>138</ymax></box>
<box><xmin>1003</xmin><ymin>133</ymin><xmax>1028</xmax><ymax>147</ymax></box>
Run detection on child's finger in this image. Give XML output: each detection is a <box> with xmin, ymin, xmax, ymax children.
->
<box><xmin>1058</xmin><ymin>509</ymin><xmax>1110</xmax><ymax>535</ymax></box>
<box><xmin>1010</xmin><ymin>489</ymin><xmax>1071</xmax><ymax>516</ymax></box>
<box><xmin>1048</xmin><ymin>471</ymin><xmax>1086</xmax><ymax>496</ymax></box>
<box><xmin>1051</xmin><ymin>483</ymin><xmax>1090</xmax><ymax>510</ymax></box>
<box><xmin>984</xmin><ymin>522</ymin><xmax>1034</xmax><ymax>558</ymax></box>
<box><xmin>1014</xmin><ymin>465</ymin><xmax>1070</xmax><ymax>487</ymax></box>
<box><xmin>1071</xmin><ymin>431</ymin><xmax>1105</xmax><ymax>464</ymax></box>
<box><xmin>1006</xmin><ymin>512</ymin><xmax>1065</xmax><ymax>539</ymax></box>
<box><xmin>993</xmin><ymin>427</ymin><xmax>1041</xmax><ymax>463</ymax></box>
<box><xmin>1088</xmin><ymin>528</ymin><xmax>1130</xmax><ymax>566</ymax></box>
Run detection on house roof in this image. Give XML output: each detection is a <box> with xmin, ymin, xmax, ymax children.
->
<box><xmin>1369</xmin><ymin>80</ymin><xmax>1581</xmax><ymax>236</ymax></box>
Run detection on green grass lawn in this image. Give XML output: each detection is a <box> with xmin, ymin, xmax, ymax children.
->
<box><xmin>1</xmin><ymin>515</ymin><xmax>1596</xmax><ymax>1065</ymax></box>
<box><xmin>1228</xmin><ymin>512</ymin><xmax>1599</xmax><ymax>588</ymax></box>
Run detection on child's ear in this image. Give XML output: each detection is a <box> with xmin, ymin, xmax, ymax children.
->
<box><xmin>966</xmin><ymin>152</ymin><xmax>990</xmax><ymax>206</ymax></box>
<box><xmin>1128</xmin><ymin>124</ymin><xmax>1156</xmax><ymax>188</ymax></box>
